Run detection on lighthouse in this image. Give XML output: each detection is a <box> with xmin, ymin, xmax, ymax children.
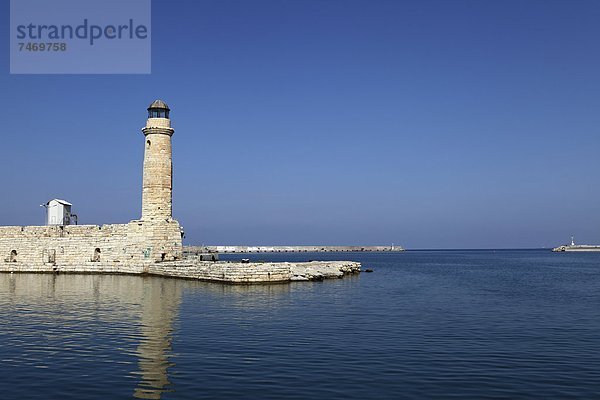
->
<box><xmin>134</xmin><ymin>100</ymin><xmax>183</xmax><ymax>262</ymax></box>
<box><xmin>142</xmin><ymin>100</ymin><xmax>174</xmax><ymax>221</ymax></box>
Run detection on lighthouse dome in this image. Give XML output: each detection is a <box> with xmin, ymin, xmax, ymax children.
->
<box><xmin>148</xmin><ymin>99</ymin><xmax>170</xmax><ymax>110</ymax></box>
<box><xmin>147</xmin><ymin>99</ymin><xmax>170</xmax><ymax>118</ymax></box>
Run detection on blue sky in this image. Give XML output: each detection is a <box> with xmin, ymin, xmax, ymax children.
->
<box><xmin>1</xmin><ymin>0</ymin><xmax>600</xmax><ymax>248</ymax></box>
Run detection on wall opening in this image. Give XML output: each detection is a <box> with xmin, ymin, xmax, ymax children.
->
<box><xmin>92</xmin><ymin>248</ymin><xmax>101</xmax><ymax>262</ymax></box>
<box><xmin>146</xmin><ymin>140</ymin><xmax>151</xmax><ymax>148</ymax></box>
<box><xmin>161</xmin><ymin>253</ymin><xmax>166</xmax><ymax>261</ymax></box>
<box><xmin>9</xmin><ymin>250</ymin><xmax>17</xmax><ymax>263</ymax></box>
<box><xmin>44</xmin><ymin>249</ymin><xmax>56</xmax><ymax>264</ymax></box>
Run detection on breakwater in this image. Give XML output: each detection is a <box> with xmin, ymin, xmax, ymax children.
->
<box><xmin>552</xmin><ymin>245</ymin><xmax>600</xmax><ymax>252</ymax></box>
<box><xmin>194</xmin><ymin>245</ymin><xmax>405</xmax><ymax>253</ymax></box>
<box><xmin>0</xmin><ymin>260</ymin><xmax>361</xmax><ymax>284</ymax></box>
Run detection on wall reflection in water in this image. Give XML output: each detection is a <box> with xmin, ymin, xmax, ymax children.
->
<box><xmin>0</xmin><ymin>273</ymin><xmax>304</xmax><ymax>399</ymax></box>
<box><xmin>0</xmin><ymin>274</ymin><xmax>181</xmax><ymax>399</ymax></box>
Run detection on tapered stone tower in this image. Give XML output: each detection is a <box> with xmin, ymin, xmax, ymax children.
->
<box><xmin>133</xmin><ymin>100</ymin><xmax>182</xmax><ymax>263</ymax></box>
<box><xmin>142</xmin><ymin>100</ymin><xmax>174</xmax><ymax>221</ymax></box>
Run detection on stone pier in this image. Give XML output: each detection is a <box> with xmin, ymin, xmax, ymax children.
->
<box><xmin>0</xmin><ymin>260</ymin><xmax>361</xmax><ymax>284</ymax></box>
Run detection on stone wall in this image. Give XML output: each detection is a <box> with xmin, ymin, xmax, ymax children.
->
<box><xmin>0</xmin><ymin>220</ymin><xmax>183</xmax><ymax>267</ymax></box>
<box><xmin>148</xmin><ymin>262</ymin><xmax>293</xmax><ymax>283</ymax></box>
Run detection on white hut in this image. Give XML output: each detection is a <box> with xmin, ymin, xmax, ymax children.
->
<box><xmin>45</xmin><ymin>199</ymin><xmax>73</xmax><ymax>226</ymax></box>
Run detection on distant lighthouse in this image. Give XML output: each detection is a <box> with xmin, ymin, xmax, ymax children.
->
<box><xmin>141</xmin><ymin>100</ymin><xmax>174</xmax><ymax>221</ymax></box>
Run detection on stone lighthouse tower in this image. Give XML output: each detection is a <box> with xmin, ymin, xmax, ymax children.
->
<box><xmin>134</xmin><ymin>100</ymin><xmax>182</xmax><ymax>263</ymax></box>
<box><xmin>142</xmin><ymin>100</ymin><xmax>174</xmax><ymax>221</ymax></box>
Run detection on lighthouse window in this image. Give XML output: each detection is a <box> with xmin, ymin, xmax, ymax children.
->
<box><xmin>147</xmin><ymin>140</ymin><xmax>151</xmax><ymax>148</ymax></box>
<box><xmin>148</xmin><ymin>109</ymin><xmax>168</xmax><ymax>118</ymax></box>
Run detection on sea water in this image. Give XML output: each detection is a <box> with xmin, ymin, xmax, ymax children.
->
<box><xmin>1</xmin><ymin>250</ymin><xmax>600</xmax><ymax>399</ymax></box>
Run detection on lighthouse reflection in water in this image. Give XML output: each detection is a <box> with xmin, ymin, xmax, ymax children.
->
<box><xmin>0</xmin><ymin>274</ymin><xmax>182</xmax><ymax>399</ymax></box>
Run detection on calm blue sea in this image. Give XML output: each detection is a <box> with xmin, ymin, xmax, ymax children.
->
<box><xmin>1</xmin><ymin>250</ymin><xmax>600</xmax><ymax>399</ymax></box>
